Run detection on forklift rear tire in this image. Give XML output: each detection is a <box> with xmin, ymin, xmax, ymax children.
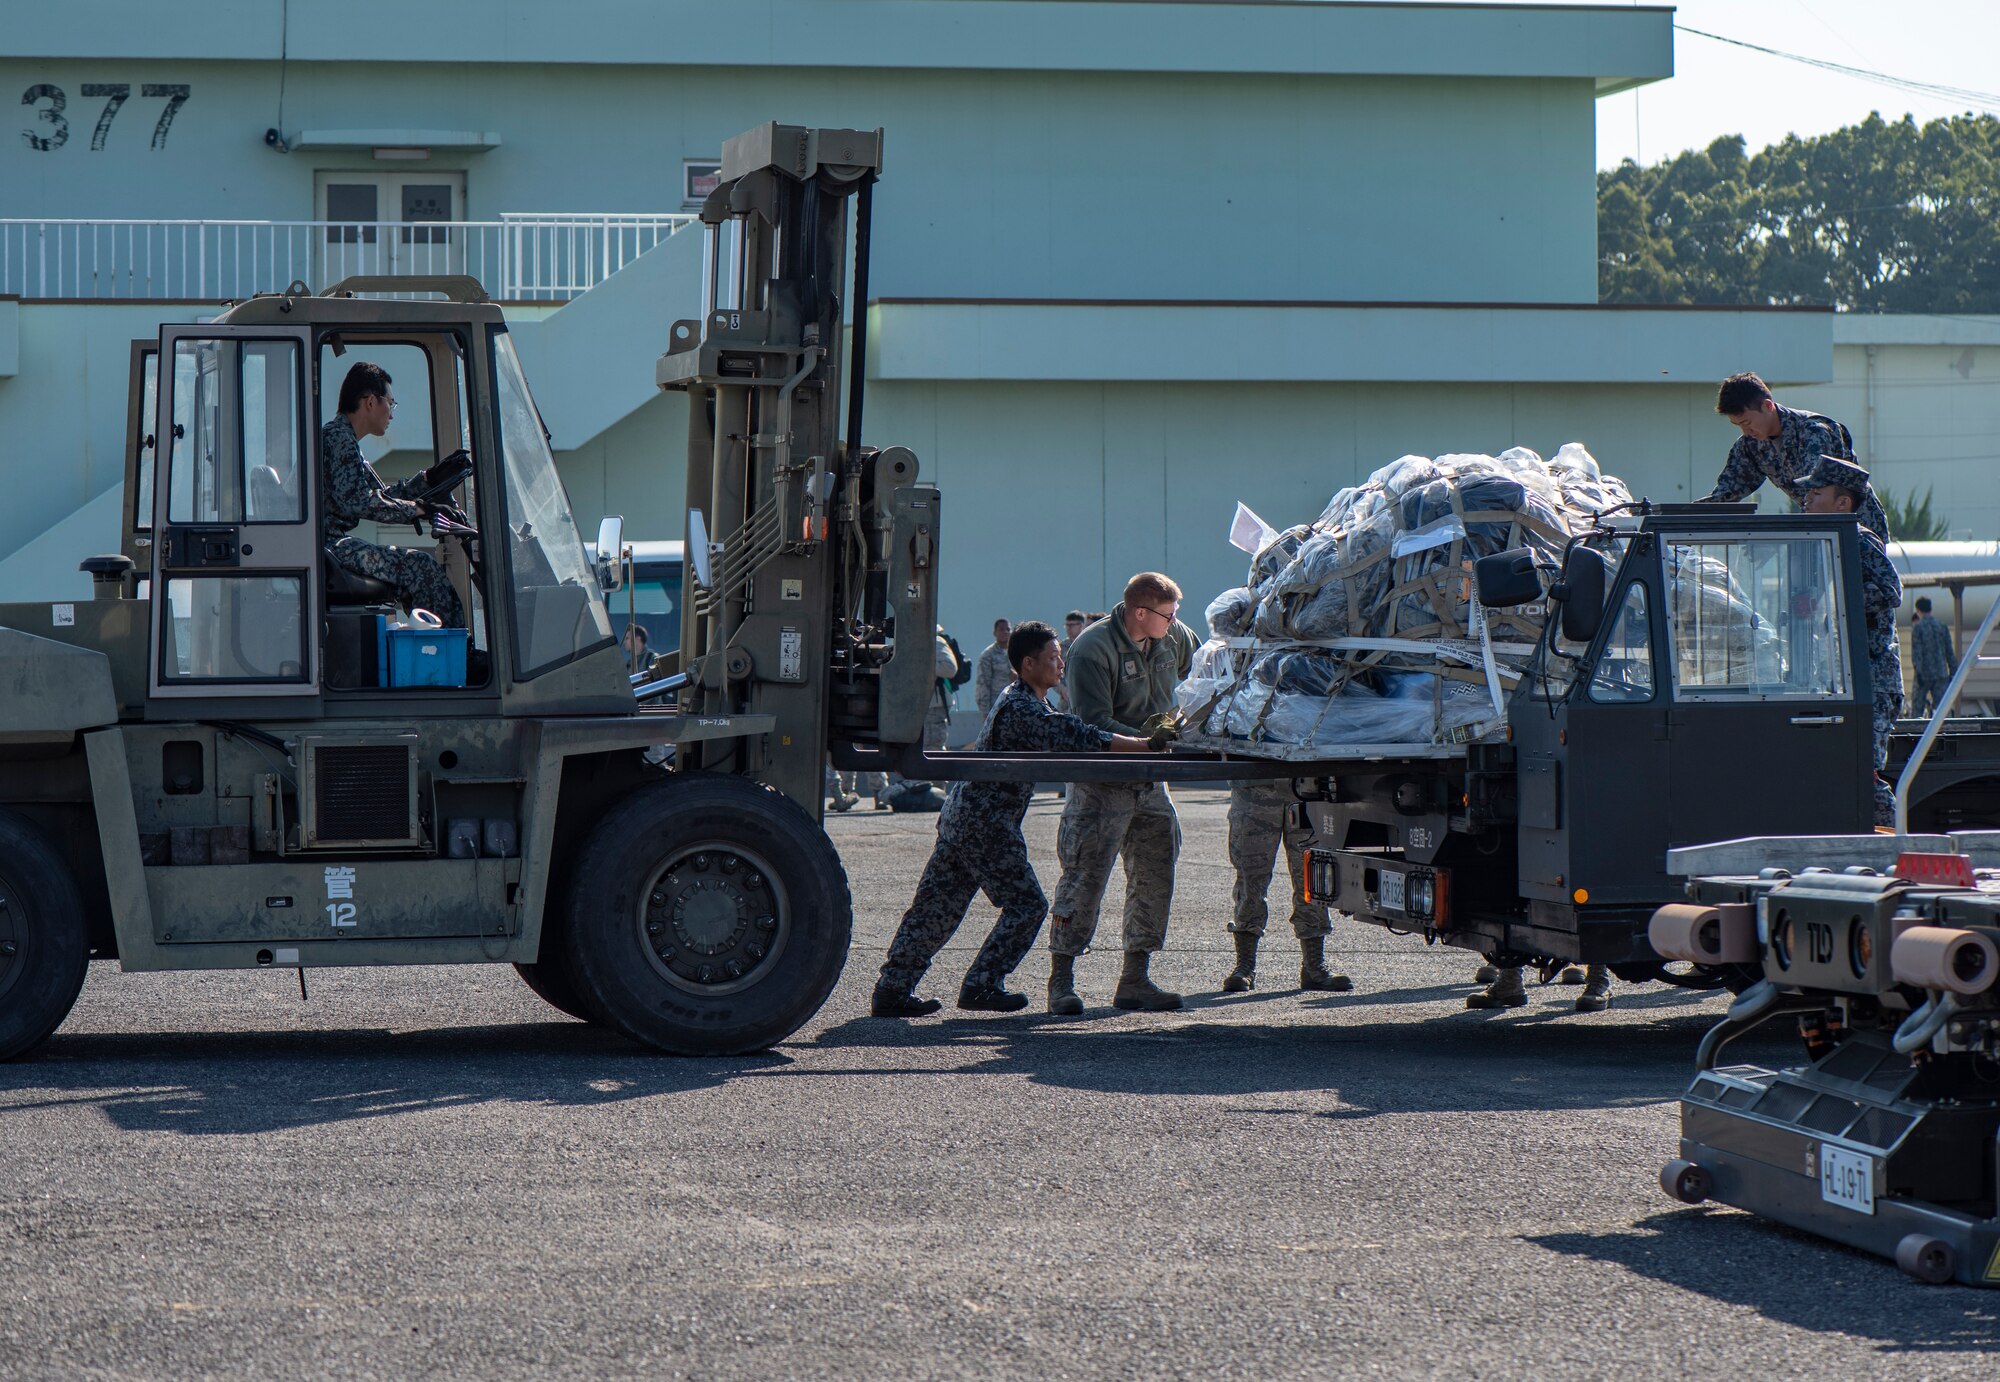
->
<box><xmin>0</xmin><ymin>809</ymin><xmax>90</xmax><ymax>1061</ymax></box>
<box><xmin>1894</xmin><ymin>1233</ymin><xmax>1957</xmax><ymax>1285</ymax></box>
<box><xmin>1660</xmin><ymin>1158</ymin><xmax>1712</xmax><ymax>1205</ymax></box>
<box><xmin>513</xmin><ymin>961</ymin><xmax>597</xmax><ymax>1024</ymax></box>
<box><xmin>560</xmin><ymin>774</ymin><xmax>852</xmax><ymax>1056</ymax></box>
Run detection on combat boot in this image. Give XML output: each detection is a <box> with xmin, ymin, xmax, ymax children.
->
<box><xmin>1574</xmin><ymin>964</ymin><xmax>1613</xmax><ymax>1013</ymax></box>
<box><xmin>1465</xmin><ymin>965</ymin><xmax>1527</xmax><ymax>1009</ymax></box>
<box><xmin>1473</xmin><ymin>963</ymin><xmax>1500</xmax><ymax>984</ymax></box>
<box><xmin>1112</xmin><ymin>950</ymin><xmax>1183</xmax><ymax>1011</ymax></box>
<box><xmin>1299</xmin><ymin>936</ymin><xmax>1353</xmax><ymax>992</ymax></box>
<box><xmin>1222</xmin><ymin>931</ymin><xmax>1258</xmax><ymax>993</ymax></box>
<box><xmin>1558</xmin><ymin>965</ymin><xmax>1586</xmax><ymax>985</ymax></box>
<box><xmin>871</xmin><ymin>982</ymin><xmax>943</xmax><ymax>1019</ymax></box>
<box><xmin>958</xmin><ymin>981</ymin><xmax>1030</xmax><ymax>1013</ymax></box>
<box><xmin>1047</xmin><ymin>950</ymin><xmax>1084</xmax><ymax>1016</ymax></box>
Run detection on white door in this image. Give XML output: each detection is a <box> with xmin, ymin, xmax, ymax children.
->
<box><xmin>314</xmin><ymin>172</ymin><xmax>467</xmax><ymax>288</ymax></box>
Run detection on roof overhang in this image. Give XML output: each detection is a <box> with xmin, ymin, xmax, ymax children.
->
<box><xmin>15</xmin><ymin>1</ymin><xmax>1674</xmax><ymax>83</ymax></box>
<box><xmin>866</xmin><ymin>299</ymin><xmax>1834</xmax><ymax>387</ymax></box>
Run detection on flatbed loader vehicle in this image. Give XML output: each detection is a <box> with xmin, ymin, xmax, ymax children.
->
<box><xmin>1286</xmin><ymin>508</ymin><xmax>2000</xmax><ymax>992</ymax></box>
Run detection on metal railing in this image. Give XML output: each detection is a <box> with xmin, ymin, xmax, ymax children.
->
<box><xmin>0</xmin><ymin>214</ymin><xmax>697</xmax><ymax>302</ymax></box>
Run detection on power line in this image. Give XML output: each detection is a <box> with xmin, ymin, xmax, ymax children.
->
<box><xmin>1674</xmin><ymin>24</ymin><xmax>2000</xmax><ymax>113</ymax></box>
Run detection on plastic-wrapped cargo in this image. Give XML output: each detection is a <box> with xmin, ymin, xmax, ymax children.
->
<box><xmin>1179</xmin><ymin>443</ymin><xmax>1655</xmax><ymax>754</ymax></box>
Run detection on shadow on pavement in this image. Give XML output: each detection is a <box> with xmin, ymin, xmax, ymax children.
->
<box><xmin>0</xmin><ymin>1024</ymin><xmax>784</xmax><ymax>1135</ymax></box>
<box><xmin>1528</xmin><ymin>1210</ymin><xmax>2000</xmax><ymax>1353</ymax></box>
<box><xmin>804</xmin><ymin>1006</ymin><xmax>1795</xmax><ymax>1115</ymax></box>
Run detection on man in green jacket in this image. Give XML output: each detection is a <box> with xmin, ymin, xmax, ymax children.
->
<box><xmin>1047</xmin><ymin>572</ymin><xmax>1200</xmax><ymax>1013</ymax></box>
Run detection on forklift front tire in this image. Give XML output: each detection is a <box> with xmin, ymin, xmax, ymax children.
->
<box><xmin>0</xmin><ymin>809</ymin><xmax>90</xmax><ymax>1061</ymax></box>
<box><xmin>559</xmin><ymin>774</ymin><xmax>853</xmax><ymax>1056</ymax></box>
<box><xmin>1660</xmin><ymin>1158</ymin><xmax>1712</xmax><ymax>1206</ymax></box>
<box><xmin>513</xmin><ymin>960</ymin><xmax>599</xmax><ymax>1024</ymax></box>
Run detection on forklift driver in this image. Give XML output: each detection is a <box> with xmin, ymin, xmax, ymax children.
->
<box><xmin>323</xmin><ymin>361</ymin><xmax>466</xmax><ymax>628</ymax></box>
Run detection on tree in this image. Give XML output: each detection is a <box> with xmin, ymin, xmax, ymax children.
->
<box><xmin>1882</xmin><ymin>487</ymin><xmax>1952</xmax><ymax>542</ymax></box>
<box><xmin>1599</xmin><ymin>113</ymin><xmax>2000</xmax><ymax>310</ymax></box>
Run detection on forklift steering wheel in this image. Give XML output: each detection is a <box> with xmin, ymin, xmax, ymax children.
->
<box><xmin>413</xmin><ymin>447</ymin><xmax>474</xmax><ymax>505</ymax></box>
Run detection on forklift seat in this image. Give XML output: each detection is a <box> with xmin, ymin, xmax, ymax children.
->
<box><xmin>323</xmin><ymin>549</ymin><xmax>400</xmax><ymax>608</ymax></box>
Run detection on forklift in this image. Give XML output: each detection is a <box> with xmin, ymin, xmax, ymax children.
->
<box><xmin>0</xmin><ymin>123</ymin><xmax>943</xmax><ymax>1059</ymax></box>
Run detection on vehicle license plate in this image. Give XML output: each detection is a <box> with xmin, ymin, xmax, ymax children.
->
<box><xmin>1378</xmin><ymin>870</ymin><xmax>1405</xmax><ymax>913</ymax></box>
<box><xmin>1819</xmin><ymin>1144</ymin><xmax>1875</xmax><ymax>1215</ymax></box>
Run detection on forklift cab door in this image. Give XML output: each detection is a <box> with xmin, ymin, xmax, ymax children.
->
<box><xmin>147</xmin><ymin>325</ymin><xmax>319</xmax><ymax>699</ymax></box>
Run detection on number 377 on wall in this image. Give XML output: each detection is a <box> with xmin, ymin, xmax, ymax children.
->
<box><xmin>21</xmin><ymin>83</ymin><xmax>191</xmax><ymax>152</ymax></box>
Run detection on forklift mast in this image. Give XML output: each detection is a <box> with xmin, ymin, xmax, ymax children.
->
<box><xmin>658</xmin><ymin>124</ymin><xmax>939</xmax><ymax>812</ymax></box>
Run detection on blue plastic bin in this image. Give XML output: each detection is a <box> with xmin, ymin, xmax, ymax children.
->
<box><xmin>378</xmin><ymin>623</ymin><xmax>469</xmax><ymax>688</ymax></box>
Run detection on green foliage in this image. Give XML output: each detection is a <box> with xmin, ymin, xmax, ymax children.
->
<box><xmin>1599</xmin><ymin>114</ymin><xmax>2000</xmax><ymax>309</ymax></box>
<box><xmin>1881</xmin><ymin>486</ymin><xmax>1952</xmax><ymax>541</ymax></box>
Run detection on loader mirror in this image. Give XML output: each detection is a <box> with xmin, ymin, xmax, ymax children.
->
<box><xmin>594</xmin><ymin>515</ymin><xmax>625</xmax><ymax>593</ymax></box>
<box><xmin>1557</xmin><ymin>546</ymin><xmax>1608</xmax><ymax>644</ymax></box>
<box><xmin>1474</xmin><ymin>549</ymin><xmax>1541</xmax><ymax>609</ymax></box>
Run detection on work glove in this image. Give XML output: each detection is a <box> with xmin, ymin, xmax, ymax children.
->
<box><xmin>1142</xmin><ymin>711</ymin><xmax>1183</xmax><ymax>752</ymax></box>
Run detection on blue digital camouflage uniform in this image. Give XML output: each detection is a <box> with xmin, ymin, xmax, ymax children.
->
<box><xmin>1911</xmin><ymin>615</ymin><xmax>1956</xmax><ymax>717</ymax></box>
<box><xmin>1859</xmin><ymin>526</ymin><xmax>1904</xmax><ymax>824</ymax></box>
<box><xmin>1705</xmin><ymin>406</ymin><xmax>1890</xmax><ymax>541</ymax></box>
<box><xmin>879</xmin><ymin>679</ymin><xmax>1112</xmax><ymax>994</ymax></box>
<box><xmin>321</xmin><ymin>415</ymin><xmax>464</xmax><ymax>627</ymax></box>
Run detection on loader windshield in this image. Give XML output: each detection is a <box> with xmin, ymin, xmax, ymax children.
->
<box><xmin>490</xmin><ymin>330</ymin><xmax>612</xmax><ymax>678</ymax></box>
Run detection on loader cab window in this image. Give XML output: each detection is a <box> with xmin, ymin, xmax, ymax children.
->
<box><xmin>1586</xmin><ymin>583</ymin><xmax>1654</xmax><ymax>703</ymax></box>
<box><xmin>490</xmin><ymin>329</ymin><xmax>612</xmax><ymax>678</ymax></box>
<box><xmin>1665</xmin><ymin>536</ymin><xmax>1848</xmax><ymax>701</ymax></box>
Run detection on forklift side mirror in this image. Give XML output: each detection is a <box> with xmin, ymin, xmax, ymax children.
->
<box><xmin>1474</xmin><ymin>549</ymin><xmax>1542</xmax><ymax>609</ymax></box>
<box><xmin>594</xmin><ymin>515</ymin><xmax>625</xmax><ymax>593</ymax></box>
<box><xmin>1557</xmin><ymin>546</ymin><xmax>1608</xmax><ymax>643</ymax></box>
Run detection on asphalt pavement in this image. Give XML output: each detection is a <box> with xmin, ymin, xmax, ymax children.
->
<box><xmin>2</xmin><ymin>788</ymin><xmax>1995</xmax><ymax>1380</ymax></box>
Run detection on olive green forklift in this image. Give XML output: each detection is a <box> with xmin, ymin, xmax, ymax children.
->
<box><xmin>0</xmin><ymin>123</ymin><xmax>941</xmax><ymax>1058</ymax></box>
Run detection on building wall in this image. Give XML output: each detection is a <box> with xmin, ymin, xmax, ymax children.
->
<box><xmin>1793</xmin><ymin>333</ymin><xmax>2000</xmax><ymax>541</ymax></box>
<box><xmin>0</xmin><ymin>59</ymin><xmax>1598</xmax><ymax>305</ymax></box>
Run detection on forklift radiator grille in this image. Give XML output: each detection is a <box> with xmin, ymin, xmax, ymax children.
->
<box><xmin>312</xmin><ymin>745</ymin><xmax>415</xmax><ymax>843</ymax></box>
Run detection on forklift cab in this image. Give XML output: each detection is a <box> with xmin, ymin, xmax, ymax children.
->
<box><xmin>122</xmin><ymin>280</ymin><xmax>628</xmax><ymax>717</ymax></box>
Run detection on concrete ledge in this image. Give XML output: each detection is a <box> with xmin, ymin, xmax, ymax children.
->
<box><xmin>868</xmin><ymin>300</ymin><xmax>1834</xmax><ymax>385</ymax></box>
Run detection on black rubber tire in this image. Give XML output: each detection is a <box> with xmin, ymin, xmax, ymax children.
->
<box><xmin>1660</xmin><ymin>1158</ymin><xmax>1712</xmax><ymax>1205</ymax></box>
<box><xmin>1895</xmin><ymin>1233</ymin><xmax>1957</xmax><ymax>1285</ymax></box>
<box><xmin>0</xmin><ymin>809</ymin><xmax>90</xmax><ymax>1061</ymax></box>
<box><xmin>512</xmin><ymin>960</ymin><xmax>597</xmax><ymax>1023</ymax></box>
<box><xmin>559</xmin><ymin>774</ymin><xmax>852</xmax><ymax>1055</ymax></box>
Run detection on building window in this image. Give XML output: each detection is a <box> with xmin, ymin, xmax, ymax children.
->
<box><xmin>683</xmin><ymin>159</ymin><xmax>721</xmax><ymax>211</ymax></box>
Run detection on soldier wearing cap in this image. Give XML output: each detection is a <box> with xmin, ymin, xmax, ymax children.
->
<box><xmin>1803</xmin><ymin>454</ymin><xmax>1904</xmax><ymax>825</ymax></box>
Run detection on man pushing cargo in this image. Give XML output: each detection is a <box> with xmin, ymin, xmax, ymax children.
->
<box><xmin>1046</xmin><ymin>573</ymin><xmax>1200</xmax><ymax>1013</ymax></box>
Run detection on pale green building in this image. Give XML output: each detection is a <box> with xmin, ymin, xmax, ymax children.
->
<box><xmin>12</xmin><ymin>0</ymin><xmax>1977</xmax><ymax>671</ymax></box>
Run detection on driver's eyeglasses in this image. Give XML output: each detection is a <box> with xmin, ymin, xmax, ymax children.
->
<box><xmin>1137</xmin><ymin>605</ymin><xmax>1178</xmax><ymax>625</ymax></box>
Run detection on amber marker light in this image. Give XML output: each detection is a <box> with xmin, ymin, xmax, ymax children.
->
<box><xmin>1573</xmin><ymin>888</ymin><xmax>1589</xmax><ymax>905</ymax></box>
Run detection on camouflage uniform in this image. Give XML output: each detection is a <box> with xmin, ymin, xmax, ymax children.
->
<box><xmin>321</xmin><ymin>415</ymin><xmax>464</xmax><ymax>627</ymax></box>
<box><xmin>974</xmin><ymin>640</ymin><xmax>1013</xmax><ymax>719</ymax></box>
<box><xmin>1048</xmin><ymin>603</ymin><xmax>1198</xmax><ymax>957</ymax></box>
<box><xmin>1227</xmin><ymin>780</ymin><xmax>1330</xmax><ymax>940</ymax></box>
<box><xmin>1859</xmin><ymin>525</ymin><xmax>1904</xmax><ymax>824</ymax></box>
<box><xmin>880</xmin><ymin>680</ymin><xmax>1112</xmax><ymax>993</ymax></box>
<box><xmin>1703</xmin><ymin>407</ymin><xmax>1889</xmax><ymax>541</ymax></box>
<box><xmin>1911</xmin><ymin>615</ymin><xmax>1956</xmax><ymax>717</ymax></box>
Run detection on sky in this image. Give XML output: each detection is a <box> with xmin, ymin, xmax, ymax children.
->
<box><xmin>1406</xmin><ymin>0</ymin><xmax>2000</xmax><ymax>170</ymax></box>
